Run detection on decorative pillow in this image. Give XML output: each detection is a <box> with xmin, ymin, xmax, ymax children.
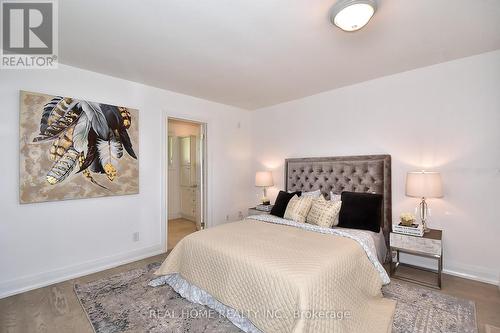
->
<box><xmin>301</xmin><ymin>189</ymin><xmax>322</xmax><ymax>198</ymax></box>
<box><xmin>338</xmin><ymin>191</ymin><xmax>383</xmax><ymax>233</ymax></box>
<box><xmin>306</xmin><ymin>196</ymin><xmax>342</xmax><ymax>228</ymax></box>
<box><xmin>271</xmin><ymin>191</ymin><xmax>301</xmax><ymax>218</ymax></box>
<box><xmin>284</xmin><ymin>195</ymin><xmax>313</xmax><ymax>223</ymax></box>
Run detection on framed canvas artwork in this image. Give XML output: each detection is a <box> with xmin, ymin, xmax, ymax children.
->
<box><xmin>19</xmin><ymin>91</ymin><xmax>139</xmax><ymax>204</ymax></box>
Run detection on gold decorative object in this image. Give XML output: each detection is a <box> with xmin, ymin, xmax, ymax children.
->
<box><xmin>400</xmin><ymin>212</ymin><xmax>416</xmax><ymax>227</ymax></box>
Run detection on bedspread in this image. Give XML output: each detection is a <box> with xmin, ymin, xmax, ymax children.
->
<box><xmin>154</xmin><ymin>216</ymin><xmax>395</xmax><ymax>333</ymax></box>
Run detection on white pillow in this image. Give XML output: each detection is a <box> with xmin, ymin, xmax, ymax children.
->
<box><xmin>302</xmin><ymin>189</ymin><xmax>322</xmax><ymax>198</ymax></box>
<box><xmin>330</xmin><ymin>191</ymin><xmax>342</xmax><ymax>225</ymax></box>
<box><xmin>330</xmin><ymin>191</ymin><xmax>342</xmax><ymax>202</ymax></box>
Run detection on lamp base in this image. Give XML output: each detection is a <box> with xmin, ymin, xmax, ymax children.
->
<box><xmin>421</xmin><ymin>220</ymin><xmax>431</xmax><ymax>233</ymax></box>
<box><xmin>419</xmin><ymin>198</ymin><xmax>431</xmax><ymax>233</ymax></box>
<box><xmin>261</xmin><ymin>188</ymin><xmax>270</xmax><ymax>205</ymax></box>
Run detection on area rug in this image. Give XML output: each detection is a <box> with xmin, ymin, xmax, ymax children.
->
<box><xmin>74</xmin><ymin>262</ymin><xmax>477</xmax><ymax>333</ymax></box>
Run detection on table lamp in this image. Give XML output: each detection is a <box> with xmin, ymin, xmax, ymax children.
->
<box><xmin>405</xmin><ymin>171</ymin><xmax>443</xmax><ymax>233</ymax></box>
<box><xmin>255</xmin><ymin>171</ymin><xmax>273</xmax><ymax>205</ymax></box>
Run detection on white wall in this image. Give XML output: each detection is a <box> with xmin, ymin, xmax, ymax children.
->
<box><xmin>251</xmin><ymin>50</ymin><xmax>500</xmax><ymax>285</ymax></box>
<box><xmin>0</xmin><ymin>64</ymin><xmax>253</xmax><ymax>298</ymax></box>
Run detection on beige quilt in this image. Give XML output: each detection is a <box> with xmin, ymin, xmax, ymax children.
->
<box><xmin>155</xmin><ymin>218</ymin><xmax>396</xmax><ymax>333</ymax></box>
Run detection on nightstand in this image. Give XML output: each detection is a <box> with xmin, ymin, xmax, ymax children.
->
<box><xmin>248</xmin><ymin>206</ymin><xmax>273</xmax><ymax>216</ymax></box>
<box><xmin>390</xmin><ymin>229</ymin><xmax>443</xmax><ymax>289</ymax></box>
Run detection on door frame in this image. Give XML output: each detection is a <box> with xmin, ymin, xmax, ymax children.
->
<box><xmin>161</xmin><ymin>111</ymin><xmax>210</xmax><ymax>252</ymax></box>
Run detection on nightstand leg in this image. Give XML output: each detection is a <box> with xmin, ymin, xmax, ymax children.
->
<box><xmin>438</xmin><ymin>255</ymin><xmax>442</xmax><ymax>289</ymax></box>
<box><xmin>390</xmin><ymin>249</ymin><xmax>394</xmax><ymax>275</ymax></box>
<box><xmin>389</xmin><ymin>248</ymin><xmax>400</xmax><ymax>276</ymax></box>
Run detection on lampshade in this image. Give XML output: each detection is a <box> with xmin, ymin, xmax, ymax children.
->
<box><xmin>331</xmin><ymin>0</ymin><xmax>377</xmax><ymax>32</ymax></box>
<box><xmin>255</xmin><ymin>171</ymin><xmax>273</xmax><ymax>187</ymax></box>
<box><xmin>406</xmin><ymin>171</ymin><xmax>443</xmax><ymax>198</ymax></box>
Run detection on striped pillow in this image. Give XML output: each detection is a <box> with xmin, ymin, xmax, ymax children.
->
<box><xmin>284</xmin><ymin>195</ymin><xmax>313</xmax><ymax>223</ymax></box>
<box><xmin>307</xmin><ymin>196</ymin><xmax>342</xmax><ymax>228</ymax></box>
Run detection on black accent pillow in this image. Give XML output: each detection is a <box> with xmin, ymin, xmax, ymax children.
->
<box><xmin>270</xmin><ymin>191</ymin><xmax>302</xmax><ymax>218</ymax></box>
<box><xmin>338</xmin><ymin>191</ymin><xmax>383</xmax><ymax>233</ymax></box>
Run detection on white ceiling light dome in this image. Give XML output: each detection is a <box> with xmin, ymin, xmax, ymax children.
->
<box><xmin>331</xmin><ymin>0</ymin><xmax>377</xmax><ymax>32</ymax></box>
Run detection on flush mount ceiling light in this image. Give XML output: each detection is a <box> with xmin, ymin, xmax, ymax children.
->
<box><xmin>331</xmin><ymin>0</ymin><xmax>377</xmax><ymax>32</ymax></box>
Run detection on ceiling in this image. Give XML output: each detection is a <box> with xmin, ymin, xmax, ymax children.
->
<box><xmin>59</xmin><ymin>0</ymin><xmax>500</xmax><ymax>110</ymax></box>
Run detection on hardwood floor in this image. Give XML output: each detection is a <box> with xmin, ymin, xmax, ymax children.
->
<box><xmin>0</xmin><ymin>219</ymin><xmax>197</xmax><ymax>333</ymax></box>
<box><xmin>0</xmin><ymin>249</ymin><xmax>498</xmax><ymax>332</ymax></box>
<box><xmin>167</xmin><ymin>218</ymin><xmax>197</xmax><ymax>250</ymax></box>
<box><xmin>0</xmin><ymin>253</ymin><xmax>168</xmax><ymax>333</ymax></box>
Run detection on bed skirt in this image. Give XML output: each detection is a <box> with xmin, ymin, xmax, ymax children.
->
<box><xmin>150</xmin><ymin>273</ymin><xmax>262</xmax><ymax>333</ymax></box>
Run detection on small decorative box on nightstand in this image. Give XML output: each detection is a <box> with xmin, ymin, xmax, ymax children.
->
<box><xmin>390</xmin><ymin>229</ymin><xmax>443</xmax><ymax>289</ymax></box>
<box><xmin>248</xmin><ymin>206</ymin><xmax>273</xmax><ymax>216</ymax></box>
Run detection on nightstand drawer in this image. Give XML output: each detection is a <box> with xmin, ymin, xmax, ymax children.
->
<box><xmin>390</xmin><ymin>232</ymin><xmax>441</xmax><ymax>256</ymax></box>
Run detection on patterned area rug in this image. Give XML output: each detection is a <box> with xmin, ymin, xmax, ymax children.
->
<box><xmin>74</xmin><ymin>262</ymin><xmax>477</xmax><ymax>333</ymax></box>
<box><xmin>385</xmin><ymin>279</ymin><xmax>477</xmax><ymax>333</ymax></box>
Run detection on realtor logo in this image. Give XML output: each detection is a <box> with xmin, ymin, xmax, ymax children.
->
<box><xmin>1</xmin><ymin>0</ymin><xmax>58</xmax><ymax>69</ymax></box>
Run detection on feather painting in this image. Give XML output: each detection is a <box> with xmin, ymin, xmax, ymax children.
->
<box><xmin>19</xmin><ymin>91</ymin><xmax>139</xmax><ymax>204</ymax></box>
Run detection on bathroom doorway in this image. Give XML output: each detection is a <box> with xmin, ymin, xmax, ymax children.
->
<box><xmin>167</xmin><ymin>118</ymin><xmax>207</xmax><ymax>250</ymax></box>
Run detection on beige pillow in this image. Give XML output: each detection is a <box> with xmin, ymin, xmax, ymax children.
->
<box><xmin>306</xmin><ymin>196</ymin><xmax>342</xmax><ymax>228</ymax></box>
<box><xmin>284</xmin><ymin>195</ymin><xmax>313</xmax><ymax>223</ymax></box>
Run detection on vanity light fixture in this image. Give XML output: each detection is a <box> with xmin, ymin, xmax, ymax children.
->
<box><xmin>331</xmin><ymin>0</ymin><xmax>377</xmax><ymax>32</ymax></box>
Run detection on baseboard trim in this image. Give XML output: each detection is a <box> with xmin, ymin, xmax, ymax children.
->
<box><xmin>168</xmin><ymin>213</ymin><xmax>181</xmax><ymax>220</ymax></box>
<box><xmin>180</xmin><ymin>213</ymin><xmax>195</xmax><ymax>220</ymax></box>
<box><xmin>0</xmin><ymin>245</ymin><xmax>165</xmax><ymax>299</ymax></box>
<box><xmin>443</xmin><ymin>268</ymin><xmax>499</xmax><ymax>286</ymax></box>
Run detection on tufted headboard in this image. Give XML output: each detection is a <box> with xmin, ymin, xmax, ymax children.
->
<box><xmin>285</xmin><ymin>155</ymin><xmax>392</xmax><ymax>249</ymax></box>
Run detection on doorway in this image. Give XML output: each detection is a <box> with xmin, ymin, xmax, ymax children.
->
<box><xmin>167</xmin><ymin>118</ymin><xmax>207</xmax><ymax>250</ymax></box>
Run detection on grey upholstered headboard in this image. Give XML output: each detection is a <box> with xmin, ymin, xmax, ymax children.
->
<box><xmin>285</xmin><ymin>155</ymin><xmax>392</xmax><ymax>249</ymax></box>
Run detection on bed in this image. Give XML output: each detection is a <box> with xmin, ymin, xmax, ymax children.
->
<box><xmin>152</xmin><ymin>155</ymin><xmax>396</xmax><ymax>333</ymax></box>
